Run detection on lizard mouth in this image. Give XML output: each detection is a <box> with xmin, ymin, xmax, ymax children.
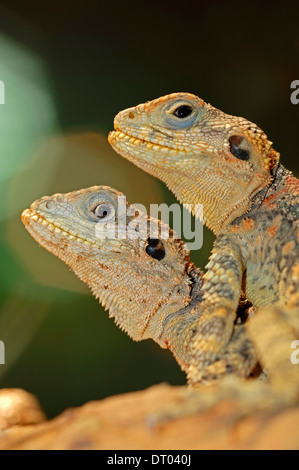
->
<box><xmin>108</xmin><ymin>130</ymin><xmax>189</xmax><ymax>157</ymax></box>
<box><xmin>21</xmin><ymin>208</ymin><xmax>95</xmax><ymax>246</ymax></box>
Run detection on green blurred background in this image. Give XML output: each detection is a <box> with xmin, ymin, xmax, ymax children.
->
<box><xmin>0</xmin><ymin>0</ymin><xmax>298</xmax><ymax>418</ymax></box>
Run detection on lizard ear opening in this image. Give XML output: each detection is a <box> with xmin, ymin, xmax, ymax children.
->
<box><xmin>229</xmin><ymin>135</ymin><xmax>251</xmax><ymax>161</ymax></box>
<box><xmin>145</xmin><ymin>238</ymin><xmax>166</xmax><ymax>261</ymax></box>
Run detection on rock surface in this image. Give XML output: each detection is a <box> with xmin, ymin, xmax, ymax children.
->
<box><xmin>0</xmin><ymin>389</ymin><xmax>46</xmax><ymax>431</ymax></box>
<box><xmin>0</xmin><ymin>384</ymin><xmax>298</xmax><ymax>450</ymax></box>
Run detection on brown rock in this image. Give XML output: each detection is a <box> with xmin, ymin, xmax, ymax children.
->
<box><xmin>0</xmin><ymin>389</ymin><xmax>46</xmax><ymax>431</ymax></box>
<box><xmin>0</xmin><ymin>384</ymin><xmax>298</xmax><ymax>450</ymax></box>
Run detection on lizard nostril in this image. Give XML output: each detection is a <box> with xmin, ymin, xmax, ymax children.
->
<box><xmin>45</xmin><ymin>200</ymin><xmax>56</xmax><ymax>210</ymax></box>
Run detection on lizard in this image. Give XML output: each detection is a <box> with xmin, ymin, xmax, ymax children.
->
<box><xmin>21</xmin><ymin>185</ymin><xmax>257</xmax><ymax>383</ymax></box>
<box><xmin>108</xmin><ymin>93</ymin><xmax>299</xmax><ymax>401</ymax></box>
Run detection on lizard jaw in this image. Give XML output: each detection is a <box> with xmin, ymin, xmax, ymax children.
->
<box><xmin>109</xmin><ymin>129</ymin><xmax>189</xmax><ymax>151</ymax></box>
<box><xmin>21</xmin><ymin>208</ymin><xmax>97</xmax><ymax>247</ymax></box>
<box><xmin>108</xmin><ymin>129</ymin><xmax>211</xmax><ymax>180</ymax></box>
<box><xmin>109</xmin><ymin>129</ymin><xmax>191</xmax><ymax>159</ymax></box>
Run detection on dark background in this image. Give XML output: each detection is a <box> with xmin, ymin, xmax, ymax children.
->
<box><xmin>0</xmin><ymin>0</ymin><xmax>298</xmax><ymax>418</ymax></box>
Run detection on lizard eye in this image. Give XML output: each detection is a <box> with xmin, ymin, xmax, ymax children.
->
<box><xmin>173</xmin><ymin>105</ymin><xmax>193</xmax><ymax>119</ymax></box>
<box><xmin>93</xmin><ymin>203</ymin><xmax>115</xmax><ymax>221</ymax></box>
<box><xmin>165</xmin><ymin>101</ymin><xmax>200</xmax><ymax>129</ymax></box>
<box><xmin>145</xmin><ymin>238</ymin><xmax>165</xmax><ymax>261</ymax></box>
<box><xmin>229</xmin><ymin>135</ymin><xmax>251</xmax><ymax>161</ymax></box>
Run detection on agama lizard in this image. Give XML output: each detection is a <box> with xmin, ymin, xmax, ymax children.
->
<box><xmin>21</xmin><ymin>186</ymin><xmax>256</xmax><ymax>382</ymax></box>
<box><xmin>108</xmin><ymin>93</ymin><xmax>299</xmax><ymax>397</ymax></box>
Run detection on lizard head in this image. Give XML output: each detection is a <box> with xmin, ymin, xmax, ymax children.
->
<box><xmin>109</xmin><ymin>92</ymin><xmax>280</xmax><ymax>233</ymax></box>
<box><xmin>21</xmin><ymin>186</ymin><xmax>193</xmax><ymax>345</ymax></box>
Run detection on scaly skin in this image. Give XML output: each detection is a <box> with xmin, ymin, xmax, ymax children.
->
<box><xmin>109</xmin><ymin>93</ymin><xmax>299</xmax><ymax>388</ymax></box>
<box><xmin>21</xmin><ymin>186</ymin><xmax>257</xmax><ymax>382</ymax></box>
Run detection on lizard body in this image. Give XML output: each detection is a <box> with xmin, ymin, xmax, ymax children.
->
<box><xmin>21</xmin><ymin>186</ymin><xmax>256</xmax><ymax>381</ymax></box>
<box><xmin>109</xmin><ymin>93</ymin><xmax>299</xmax><ymax>387</ymax></box>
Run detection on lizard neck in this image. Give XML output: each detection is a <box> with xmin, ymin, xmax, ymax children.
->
<box><xmin>159</xmin><ymin>266</ymin><xmax>204</xmax><ymax>372</ymax></box>
<box><xmin>161</xmin><ymin>166</ymin><xmax>271</xmax><ymax>235</ymax></box>
<box><xmin>251</xmin><ymin>163</ymin><xmax>299</xmax><ymax>214</ymax></box>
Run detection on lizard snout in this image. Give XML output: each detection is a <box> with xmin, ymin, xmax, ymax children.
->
<box><xmin>113</xmin><ymin>106</ymin><xmax>138</xmax><ymax>130</ymax></box>
<box><xmin>30</xmin><ymin>194</ymin><xmax>65</xmax><ymax>216</ymax></box>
